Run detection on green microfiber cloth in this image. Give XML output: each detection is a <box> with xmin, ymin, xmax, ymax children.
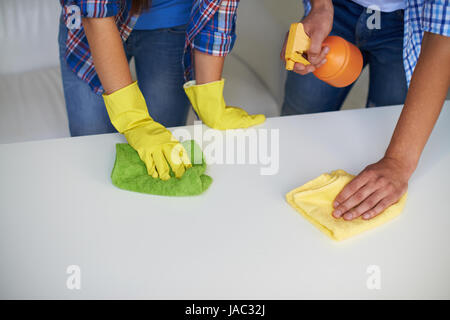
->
<box><xmin>111</xmin><ymin>140</ymin><xmax>212</xmax><ymax>196</ymax></box>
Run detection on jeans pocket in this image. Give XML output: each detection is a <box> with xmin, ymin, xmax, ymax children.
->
<box><xmin>168</xmin><ymin>24</ymin><xmax>188</xmax><ymax>34</ymax></box>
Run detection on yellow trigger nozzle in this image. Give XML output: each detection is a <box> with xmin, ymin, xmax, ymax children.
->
<box><xmin>285</xmin><ymin>23</ymin><xmax>312</xmax><ymax>70</ymax></box>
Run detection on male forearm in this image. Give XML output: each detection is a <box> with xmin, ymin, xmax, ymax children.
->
<box><xmin>82</xmin><ymin>17</ymin><xmax>132</xmax><ymax>94</ymax></box>
<box><xmin>310</xmin><ymin>0</ymin><xmax>332</xmax><ymax>10</ymax></box>
<box><xmin>385</xmin><ymin>32</ymin><xmax>450</xmax><ymax>175</ymax></box>
<box><xmin>332</xmin><ymin>32</ymin><xmax>449</xmax><ymax>221</ymax></box>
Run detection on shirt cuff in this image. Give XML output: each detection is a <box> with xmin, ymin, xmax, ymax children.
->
<box><xmin>67</xmin><ymin>0</ymin><xmax>120</xmax><ymax>19</ymax></box>
<box><xmin>192</xmin><ymin>31</ymin><xmax>237</xmax><ymax>56</ymax></box>
<box><xmin>422</xmin><ymin>0</ymin><xmax>450</xmax><ymax>37</ymax></box>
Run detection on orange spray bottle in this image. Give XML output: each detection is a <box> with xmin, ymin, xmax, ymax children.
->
<box><xmin>285</xmin><ymin>23</ymin><xmax>363</xmax><ymax>88</ymax></box>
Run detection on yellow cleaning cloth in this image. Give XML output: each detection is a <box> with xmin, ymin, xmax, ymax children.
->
<box><xmin>286</xmin><ymin>170</ymin><xmax>407</xmax><ymax>241</ymax></box>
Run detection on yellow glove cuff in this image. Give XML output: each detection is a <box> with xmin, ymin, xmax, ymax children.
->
<box><xmin>102</xmin><ymin>81</ymin><xmax>152</xmax><ymax>133</ymax></box>
<box><xmin>183</xmin><ymin>78</ymin><xmax>225</xmax><ymax>89</ymax></box>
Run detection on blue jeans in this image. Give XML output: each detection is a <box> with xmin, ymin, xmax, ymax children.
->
<box><xmin>282</xmin><ymin>0</ymin><xmax>408</xmax><ymax>115</ymax></box>
<box><xmin>58</xmin><ymin>20</ymin><xmax>189</xmax><ymax>136</ymax></box>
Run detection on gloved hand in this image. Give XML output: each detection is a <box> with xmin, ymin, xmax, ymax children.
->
<box><xmin>183</xmin><ymin>79</ymin><xmax>266</xmax><ymax>130</ymax></box>
<box><xmin>103</xmin><ymin>81</ymin><xmax>191</xmax><ymax>180</ymax></box>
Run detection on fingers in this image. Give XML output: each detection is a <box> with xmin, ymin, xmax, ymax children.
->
<box><xmin>331</xmin><ymin>157</ymin><xmax>410</xmax><ymax>221</ymax></box>
<box><xmin>303</xmin><ymin>18</ymin><xmax>328</xmax><ymax>63</ymax></box>
<box><xmin>308</xmin><ymin>40</ymin><xmax>326</xmax><ymax>65</ymax></box>
<box><xmin>168</xmin><ymin>134</ymin><xmax>192</xmax><ymax>170</ymax></box>
<box><xmin>341</xmin><ymin>188</ymin><xmax>389</xmax><ymax>221</ymax></box>
<box><xmin>292</xmin><ymin>46</ymin><xmax>329</xmax><ymax>75</ymax></box>
<box><xmin>180</xmin><ymin>146</ymin><xmax>192</xmax><ymax>169</ymax></box>
<box><xmin>293</xmin><ymin>63</ymin><xmax>314</xmax><ymax>75</ymax></box>
<box><xmin>333</xmin><ymin>171</ymin><xmax>372</xmax><ymax>210</ymax></box>
<box><xmin>307</xmin><ymin>32</ymin><xmax>322</xmax><ymax>60</ymax></box>
<box><xmin>164</xmin><ymin>144</ymin><xmax>187</xmax><ymax>179</ymax></box>
<box><xmin>152</xmin><ymin>149</ymin><xmax>171</xmax><ymax>181</ymax></box>
<box><xmin>143</xmin><ymin>155</ymin><xmax>158</xmax><ymax>179</ymax></box>
<box><xmin>309</xmin><ymin>46</ymin><xmax>329</xmax><ymax>66</ymax></box>
<box><xmin>332</xmin><ymin>171</ymin><xmax>406</xmax><ymax>221</ymax></box>
<box><xmin>143</xmin><ymin>143</ymin><xmax>192</xmax><ymax>180</ymax></box>
<box><xmin>333</xmin><ymin>181</ymin><xmax>378</xmax><ymax>219</ymax></box>
<box><xmin>361</xmin><ymin>195</ymin><xmax>399</xmax><ymax>220</ymax></box>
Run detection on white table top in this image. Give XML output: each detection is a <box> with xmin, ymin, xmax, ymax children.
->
<box><xmin>1</xmin><ymin>102</ymin><xmax>449</xmax><ymax>299</ymax></box>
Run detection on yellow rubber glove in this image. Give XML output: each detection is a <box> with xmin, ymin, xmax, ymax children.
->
<box><xmin>103</xmin><ymin>81</ymin><xmax>191</xmax><ymax>180</ymax></box>
<box><xmin>183</xmin><ymin>79</ymin><xmax>266</xmax><ymax>130</ymax></box>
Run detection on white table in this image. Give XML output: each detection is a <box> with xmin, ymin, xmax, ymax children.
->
<box><xmin>1</xmin><ymin>103</ymin><xmax>449</xmax><ymax>299</ymax></box>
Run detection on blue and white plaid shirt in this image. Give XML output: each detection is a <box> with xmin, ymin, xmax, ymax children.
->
<box><xmin>303</xmin><ymin>0</ymin><xmax>450</xmax><ymax>86</ymax></box>
<box><xmin>403</xmin><ymin>0</ymin><xmax>449</xmax><ymax>83</ymax></box>
<box><xmin>60</xmin><ymin>0</ymin><xmax>239</xmax><ymax>94</ymax></box>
